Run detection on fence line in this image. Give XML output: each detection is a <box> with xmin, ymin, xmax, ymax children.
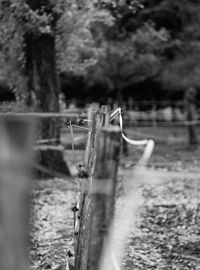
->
<box><xmin>1</xmin><ymin>110</ymin><xmax>200</xmax><ymax>127</ymax></box>
<box><xmin>89</xmin><ymin>126</ymin><xmax>121</xmax><ymax>270</ymax></box>
<box><xmin>0</xmin><ymin>109</ymin><xmax>86</xmax><ymax>118</ymax></box>
<box><xmin>126</xmin><ymin>119</ymin><xmax>200</xmax><ymax>127</ymax></box>
<box><xmin>75</xmin><ymin>107</ymin><xmax>101</xmax><ymax>270</ymax></box>
<box><xmin>1</xmin><ymin>105</ymin><xmax>199</xmax><ymax>270</ymax></box>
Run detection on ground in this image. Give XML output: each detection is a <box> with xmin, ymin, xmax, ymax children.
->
<box><xmin>30</xmin><ymin>127</ymin><xmax>200</xmax><ymax>270</ymax></box>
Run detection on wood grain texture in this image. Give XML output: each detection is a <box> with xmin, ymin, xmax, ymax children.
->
<box><xmin>74</xmin><ymin>106</ymin><xmax>119</xmax><ymax>270</ymax></box>
<box><xmin>88</xmin><ymin>126</ymin><xmax>121</xmax><ymax>270</ymax></box>
<box><xmin>75</xmin><ymin>108</ymin><xmax>100</xmax><ymax>270</ymax></box>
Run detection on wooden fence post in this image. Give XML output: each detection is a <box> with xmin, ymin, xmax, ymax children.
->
<box><xmin>100</xmin><ymin>105</ymin><xmax>110</xmax><ymax>127</ymax></box>
<box><xmin>75</xmin><ymin>106</ymin><xmax>111</xmax><ymax>270</ymax></box>
<box><xmin>0</xmin><ymin>118</ymin><xmax>33</xmax><ymax>270</ymax></box>
<box><xmin>88</xmin><ymin>126</ymin><xmax>121</xmax><ymax>270</ymax></box>
<box><xmin>75</xmin><ymin>107</ymin><xmax>100</xmax><ymax>270</ymax></box>
<box><xmin>184</xmin><ymin>87</ymin><xmax>198</xmax><ymax>146</ymax></box>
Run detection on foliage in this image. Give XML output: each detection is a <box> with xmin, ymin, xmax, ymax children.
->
<box><xmin>160</xmin><ymin>43</ymin><xmax>200</xmax><ymax>90</ymax></box>
<box><xmin>98</xmin><ymin>0</ymin><xmax>145</xmax><ymax>34</ymax></box>
<box><xmin>0</xmin><ymin>0</ymin><xmax>171</xmax><ymax>101</ymax></box>
<box><xmin>0</xmin><ymin>0</ymin><xmax>86</xmax><ymax>101</ymax></box>
<box><xmin>56</xmin><ymin>1</ymin><xmax>115</xmax><ymax>75</ymax></box>
<box><xmin>140</xmin><ymin>0</ymin><xmax>200</xmax><ymax>91</ymax></box>
<box><xmin>56</xmin><ymin>0</ymin><xmax>170</xmax><ymax>96</ymax></box>
<box><xmin>86</xmin><ymin>23</ymin><xmax>169</xmax><ymax>92</ymax></box>
<box><xmin>0</xmin><ymin>0</ymin><xmax>63</xmax><ymax>101</ymax></box>
<box><xmin>141</xmin><ymin>0</ymin><xmax>200</xmax><ymax>35</ymax></box>
<box><xmin>1</xmin><ymin>0</ymin><xmax>200</xmax><ymax>102</ymax></box>
<box><xmin>0</xmin><ymin>0</ymin><xmax>25</xmax><ymax>100</ymax></box>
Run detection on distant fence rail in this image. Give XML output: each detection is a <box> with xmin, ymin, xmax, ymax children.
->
<box><xmin>0</xmin><ymin>103</ymin><xmax>199</xmax><ymax>126</ymax></box>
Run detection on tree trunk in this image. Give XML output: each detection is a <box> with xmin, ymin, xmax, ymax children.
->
<box><xmin>25</xmin><ymin>1</ymin><xmax>69</xmax><ymax>176</ymax></box>
<box><xmin>184</xmin><ymin>87</ymin><xmax>198</xmax><ymax>147</ymax></box>
<box><xmin>116</xmin><ymin>85</ymin><xmax>122</xmax><ymax>107</ymax></box>
<box><xmin>186</xmin><ymin>104</ymin><xmax>198</xmax><ymax>146</ymax></box>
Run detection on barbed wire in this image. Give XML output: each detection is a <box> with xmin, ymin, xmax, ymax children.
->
<box><xmin>126</xmin><ymin>120</ymin><xmax>200</xmax><ymax>127</ymax></box>
<box><xmin>0</xmin><ymin>109</ymin><xmax>200</xmax><ymax>127</ymax></box>
<box><xmin>0</xmin><ymin>112</ymin><xmax>85</xmax><ymax>118</ymax></box>
<box><xmin>2</xmin><ymin>107</ymin><xmax>199</xmax><ymax>186</ymax></box>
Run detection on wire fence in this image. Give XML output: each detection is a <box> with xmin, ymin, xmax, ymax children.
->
<box><xmin>0</xmin><ymin>107</ymin><xmax>198</xmax><ymax>187</ymax></box>
<box><xmin>0</xmin><ymin>105</ymin><xmax>199</xmax><ymax>270</ymax></box>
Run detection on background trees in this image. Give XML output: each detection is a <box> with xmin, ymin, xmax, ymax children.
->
<box><xmin>1</xmin><ymin>0</ymin><xmax>200</xmax><ymax>147</ymax></box>
<box><xmin>85</xmin><ymin>24</ymin><xmax>168</xmax><ymax>104</ymax></box>
<box><xmin>59</xmin><ymin>0</ymin><xmax>200</xmax><ymax>101</ymax></box>
<box><xmin>0</xmin><ymin>0</ymin><xmax>72</xmax><ymax>173</ymax></box>
<box><xmin>137</xmin><ymin>0</ymin><xmax>200</xmax><ymax>91</ymax></box>
<box><xmin>2</xmin><ymin>0</ymin><xmax>200</xmax><ymax>103</ymax></box>
<box><xmin>0</xmin><ymin>0</ymin><xmax>25</xmax><ymax>101</ymax></box>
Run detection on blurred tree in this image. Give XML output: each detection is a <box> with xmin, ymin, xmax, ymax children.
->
<box><xmin>0</xmin><ymin>0</ymin><xmax>25</xmax><ymax>101</ymax></box>
<box><xmin>86</xmin><ymin>24</ymin><xmax>168</xmax><ymax>105</ymax></box>
<box><xmin>0</xmin><ymin>0</ymin><xmax>70</xmax><ymax>174</ymax></box>
<box><xmin>56</xmin><ymin>1</ymin><xmax>114</xmax><ymax>77</ymax></box>
<box><xmin>184</xmin><ymin>87</ymin><xmax>198</xmax><ymax>146</ymax></box>
<box><xmin>23</xmin><ymin>0</ymin><xmax>70</xmax><ymax>174</ymax></box>
<box><xmin>2</xmin><ymin>0</ymin><xmax>200</xmax><ymax>148</ymax></box>
<box><xmin>53</xmin><ymin>0</ymin><xmax>169</xmax><ymax>103</ymax></box>
<box><xmin>139</xmin><ymin>0</ymin><xmax>199</xmax><ymax>35</ymax></box>
<box><xmin>81</xmin><ymin>1</ymin><xmax>169</xmax><ymax>104</ymax></box>
<box><xmin>136</xmin><ymin>0</ymin><xmax>200</xmax><ymax>145</ymax></box>
<box><xmin>95</xmin><ymin>0</ymin><xmax>200</xmax><ymax>97</ymax></box>
<box><xmin>137</xmin><ymin>0</ymin><xmax>200</xmax><ymax>91</ymax></box>
<box><xmin>98</xmin><ymin>0</ymin><xmax>146</xmax><ymax>36</ymax></box>
<box><xmin>0</xmin><ymin>0</ymin><xmax>115</xmax><ymax>174</ymax></box>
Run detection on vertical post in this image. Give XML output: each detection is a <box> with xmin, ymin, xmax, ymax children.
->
<box><xmin>0</xmin><ymin>118</ymin><xmax>33</xmax><ymax>270</ymax></box>
<box><xmin>84</xmin><ymin>109</ymin><xmax>100</xmax><ymax>171</ymax></box>
<box><xmin>88</xmin><ymin>126</ymin><xmax>121</xmax><ymax>270</ymax></box>
<box><xmin>184</xmin><ymin>87</ymin><xmax>198</xmax><ymax>146</ymax></box>
<box><xmin>100</xmin><ymin>105</ymin><xmax>110</xmax><ymax>127</ymax></box>
<box><xmin>75</xmin><ymin>105</ymin><xmax>111</xmax><ymax>270</ymax></box>
<box><xmin>75</xmin><ymin>107</ymin><xmax>101</xmax><ymax>270</ymax></box>
<box><xmin>152</xmin><ymin>103</ymin><xmax>157</xmax><ymax>127</ymax></box>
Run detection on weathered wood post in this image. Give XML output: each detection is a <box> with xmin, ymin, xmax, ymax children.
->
<box><xmin>88</xmin><ymin>126</ymin><xmax>121</xmax><ymax>270</ymax></box>
<box><xmin>75</xmin><ymin>105</ymin><xmax>111</xmax><ymax>270</ymax></box>
<box><xmin>0</xmin><ymin>117</ymin><xmax>34</xmax><ymax>270</ymax></box>
<box><xmin>152</xmin><ymin>103</ymin><xmax>157</xmax><ymax>127</ymax></box>
<box><xmin>184</xmin><ymin>87</ymin><xmax>198</xmax><ymax>146</ymax></box>
<box><xmin>100</xmin><ymin>105</ymin><xmax>110</xmax><ymax>127</ymax></box>
<box><xmin>75</xmin><ymin>108</ymin><xmax>101</xmax><ymax>270</ymax></box>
